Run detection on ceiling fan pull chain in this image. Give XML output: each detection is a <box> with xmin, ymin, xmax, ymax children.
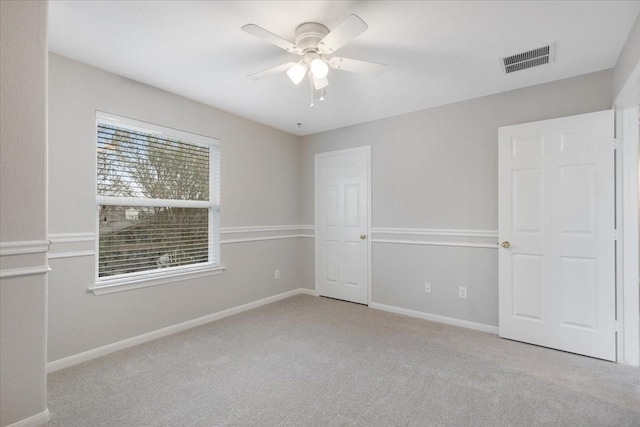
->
<box><xmin>309</xmin><ymin>74</ymin><xmax>315</xmax><ymax>108</ymax></box>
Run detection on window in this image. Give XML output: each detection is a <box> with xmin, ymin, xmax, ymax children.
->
<box><xmin>95</xmin><ymin>112</ymin><xmax>221</xmax><ymax>288</ymax></box>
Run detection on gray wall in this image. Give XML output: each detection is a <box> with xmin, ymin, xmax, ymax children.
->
<box><xmin>614</xmin><ymin>13</ymin><xmax>640</xmax><ymax>106</ymax></box>
<box><xmin>46</xmin><ymin>58</ymin><xmax>619</xmax><ymax>364</ymax></box>
<box><xmin>0</xmin><ymin>6</ymin><xmax>634</xmax><ymax>422</ymax></box>
<box><xmin>0</xmin><ymin>1</ymin><xmax>49</xmax><ymax>426</ymax></box>
<box><xmin>47</xmin><ymin>54</ymin><xmax>304</xmax><ymax>362</ymax></box>
<box><xmin>300</xmin><ymin>70</ymin><xmax>614</xmax><ymax>327</ymax></box>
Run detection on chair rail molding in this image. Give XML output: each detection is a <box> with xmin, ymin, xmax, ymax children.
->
<box><xmin>48</xmin><ymin>232</ymin><xmax>95</xmax><ymax>243</ymax></box>
<box><xmin>47</xmin><ymin>227</ymin><xmax>316</xmax><ymax>253</ymax></box>
<box><xmin>221</xmin><ymin>225</ymin><xmax>305</xmax><ymax>234</ymax></box>
<box><xmin>45</xmin><ymin>227</ymin><xmax>499</xmax><ymax>248</ymax></box>
<box><xmin>372</xmin><ymin>227</ymin><xmax>498</xmax><ymax>249</ymax></box>
<box><xmin>0</xmin><ymin>240</ymin><xmax>50</xmax><ymax>279</ymax></box>
<box><xmin>372</xmin><ymin>227</ymin><xmax>498</xmax><ymax>238</ymax></box>
<box><xmin>0</xmin><ymin>265</ymin><xmax>51</xmax><ymax>279</ymax></box>
<box><xmin>0</xmin><ymin>240</ymin><xmax>50</xmax><ymax>256</ymax></box>
<box><xmin>220</xmin><ymin>225</ymin><xmax>314</xmax><ymax>244</ymax></box>
<box><xmin>370</xmin><ymin>238</ymin><xmax>498</xmax><ymax>249</ymax></box>
<box><xmin>48</xmin><ymin>232</ymin><xmax>96</xmax><ymax>260</ymax></box>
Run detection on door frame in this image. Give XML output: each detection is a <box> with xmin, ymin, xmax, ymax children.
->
<box><xmin>314</xmin><ymin>145</ymin><xmax>372</xmax><ymax>306</ymax></box>
<box><xmin>613</xmin><ymin>56</ymin><xmax>640</xmax><ymax>366</ymax></box>
<box><xmin>615</xmin><ymin>106</ymin><xmax>640</xmax><ymax>366</ymax></box>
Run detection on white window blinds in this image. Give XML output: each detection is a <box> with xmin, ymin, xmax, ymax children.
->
<box><xmin>96</xmin><ymin>113</ymin><xmax>220</xmax><ymax>284</ymax></box>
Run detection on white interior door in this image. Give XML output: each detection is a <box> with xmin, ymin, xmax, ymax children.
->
<box><xmin>498</xmin><ymin>110</ymin><xmax>616</xmax><ymax>361</ymax></box>
<box><xmin>315</xmin><ymin>146</ymin><xmax>370</xmax><ymax>304</ymax></box>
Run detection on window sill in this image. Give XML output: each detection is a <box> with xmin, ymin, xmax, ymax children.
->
<box><xmin>88</xmin><ymin>265</ymin><xmax>226</xmax><ymax>295</ymax></box>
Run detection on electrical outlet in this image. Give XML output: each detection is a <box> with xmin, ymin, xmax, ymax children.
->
<box><xmin>274</xmin><ymin>269</ymin><xmax>280</xmax><ymax>279</ymax></box>
<box><xmin>424</xmin><ymin>283</ymin><xmax>431</xmax><ymax>294</ymax></box>
<box><xmin>458</xmin><ymin>286</ymin><xmax>467</xmax><ymax>299</ymax></box>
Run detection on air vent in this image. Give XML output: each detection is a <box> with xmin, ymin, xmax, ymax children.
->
<box><xmin>501</xmin><ymin>44</ymin><xmax>555</xmax><ymax>74</ymax></box>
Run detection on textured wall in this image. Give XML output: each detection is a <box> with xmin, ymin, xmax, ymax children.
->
<box><xmin>47</xmin><ymin>54</ymin><xmax>302</xmax><ymax>362</ymax></box>
<box><xmin>0</xmin><ymin>1</ymin><xmax>49</xmax><ymax>426</ymax></box>
<box><xmin>300</xmin><ymin>70</ymin><xmax>614</xmax><ymax>327</ymax></box>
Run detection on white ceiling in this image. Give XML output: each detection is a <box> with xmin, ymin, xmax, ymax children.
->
<box><xmin>48</xmin><ymin>1</ymin><xmax>640</xmax><ymax>136</ymax></box>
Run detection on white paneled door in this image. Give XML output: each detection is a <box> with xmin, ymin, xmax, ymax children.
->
<box><xmin>315</xmin><ymin>147</ymin><xmax>370</xmax><ymax>305</ymax></box>
<box><xmin>498</xmin><ymin>110</ymin><xmax>616</xmax><ymax>361</ymax></box>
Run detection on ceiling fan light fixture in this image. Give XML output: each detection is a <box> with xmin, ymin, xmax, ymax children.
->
<box><xmin>287</xmin><ymin>62</ymin><xmax>307</xmax><ymax>85</ymax></box>
<box><xmin>310</xmin><ymin>58</ymin><xmax>329</xmax><ymax>79</ymax></box>
<box><xmin>243</xmin><ymin>13</ymin><xmax>383</xmax><ymax>106</ymax></box>
<box><xmin>313</xmin><ymin>76</ymin><xmax>329</xmax><ymax>90</ymax></box>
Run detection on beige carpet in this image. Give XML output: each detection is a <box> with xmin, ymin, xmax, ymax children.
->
<box><xmin>48</xmin><ymin>294</ymin><xmax>640</xmax><ymax>426</ymax></box>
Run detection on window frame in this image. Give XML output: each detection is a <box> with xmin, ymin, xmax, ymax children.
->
<box><xmin>91</xmin><ymin>111</ymin><xmax>223</xmax><ymax>293</ymax></box>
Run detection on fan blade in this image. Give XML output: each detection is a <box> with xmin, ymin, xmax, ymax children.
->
<box><xmin>248</xmin><ymin>62</ymin><xmax>297</xmax><ymax>80</ymax></box>
<box><xmin>317</xmin><ymin>14</ymin><xmax>368</xmax><ymax>54</ymax></box>
<box><xmin>328</xmin><ymin>57</ymin><xmax>386</xmax><ymax>75</ymax></box>
<box><xmin>313</xmin><ymin>76</ymin><xmax>329</xmax><ymax>90</ymax></box>
<box><xmin>241</xmin><ymin>24</ymin><xmax>303</xmax><ymax>55</ymax></box>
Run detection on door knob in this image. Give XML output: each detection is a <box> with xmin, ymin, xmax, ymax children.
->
<box><xmin>501</xmin><ymin>241</ymin><xmax>511</xmax><ymax>249</ymax></box>
<box><xmin>360</xmin><ymin>234</ymin><xmax>367</xmax><ymax>240</ymax></box>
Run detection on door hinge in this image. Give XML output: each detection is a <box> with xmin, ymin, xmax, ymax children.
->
<box><xmin>614</xmin><ymin>229</ymin><xmax>622</xmax><ymax>241</ymax></box>
<box><xmin>613</xmin><ymin>138</ymin><xmax>621</xmax><ymax>150</ymax></box>
<box><xmin>614</xmin><ymin>321</ymin><xmax>619</xmax><ymax>332</ymax></box>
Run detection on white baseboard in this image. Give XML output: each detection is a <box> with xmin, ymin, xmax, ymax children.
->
<box><xmin>47</xmin><ymin>288</ymin><xmax>312</xmax><ymax>373</ymax></box>
<box><xmin>46</xmin><ymin>290</ymin><xmax>496</xmax><ymax>373</ymax></box>
<box><xmin>369</xmin><ymin>302</ymin><xmax>498</xmax><ymax>334</ymax></box>
<box><xmin>297</xmin><ymin>287</ymin><xmax>319</xmax><ymax>296</ymax></box>
<box><xmin>6</xmin><ymin>409</ymin><xmax>50</xmax><ymax>427</ymax></box>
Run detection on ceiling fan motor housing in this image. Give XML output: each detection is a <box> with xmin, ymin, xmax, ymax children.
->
<box><xmin>294</xmin><ymin>22</ymin><xmax>329</xmax><ymax>51</ymax></box>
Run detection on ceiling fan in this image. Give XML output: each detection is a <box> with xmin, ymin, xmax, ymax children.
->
<box><xmin>241</xmin><ymin>14</ymin><xmax>385</xmax><ymax>106</ymax></box>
